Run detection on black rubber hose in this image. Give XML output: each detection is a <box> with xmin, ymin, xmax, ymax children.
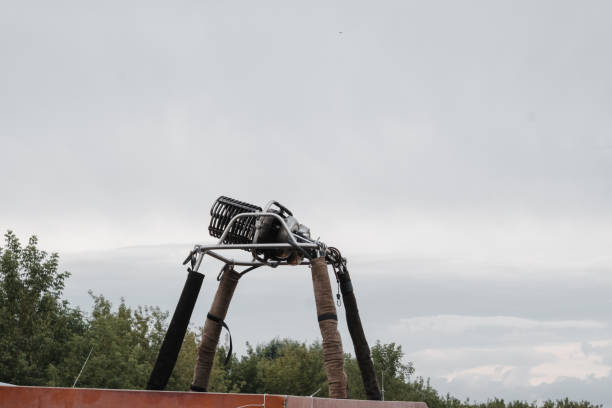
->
<box><xmin>338</xmin><ymin>271</ymin><xmax>382</xmax><ymax>400</ymax></box>
<box><xmin>146</xmin><ymin>270</ymin><xmax>204</xmax><ymax>390</ymax></box>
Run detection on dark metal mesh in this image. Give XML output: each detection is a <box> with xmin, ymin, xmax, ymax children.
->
<box><xmin>208</xmin><ymin>196</ymin><xmax>261</xmax><ymax>244</ymax></box>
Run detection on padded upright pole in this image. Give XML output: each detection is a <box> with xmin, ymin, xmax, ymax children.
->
<box><xmin>338</xmin><ymin>271</ymin><xmax>382</xmax><ymax>400</ymax></box>
<box><xmin>147</xmin><ymin>270</ymin><xmax>204</xmax><ymax>390</ymax></box>
<box><xmin>191</xmin><ymin>266</ymin><xmax>240</xmax><ymax>391</ymax></box>
<box><xmin>310</xmin><ymin>257</ymin><xmax>348</xmax><ymax>399</ymax></box>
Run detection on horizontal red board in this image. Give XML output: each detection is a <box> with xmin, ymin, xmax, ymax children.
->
<box><xmin>0</xmin><ymin>386</ymin><xmax>427</xmax><ymax>408</ymax></box>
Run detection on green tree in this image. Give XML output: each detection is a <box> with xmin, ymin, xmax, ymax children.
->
<box><xmin>210</xmin><ymin>338</ymin><xmax>327</xmax><ymax>396</ymax></box>
<box><xmin>254</xmin><ymin>339</ymin><xmax>326</xmax><ymax>396</ymax></box>
<box><xmin>0</xmin><ymin>231</ymin><xmax>85</xmax><ymax>385</ymax></box>
<box><xmin>370</xmin><ymin>341</ymin><xmax>415</xmax><ymax>401</ymax></box>
<box><xmin>56</xmin><ymin>292</ymin><xmax>198</xmax><ymax>390</ymax></box>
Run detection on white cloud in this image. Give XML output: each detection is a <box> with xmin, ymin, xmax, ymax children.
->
<box><xmin>530</xmin><ymin>342</ymin><xmax>612</xmax><ymax>386</ymax></box>
<box><xmin>408</xmin><ymin>341</ymin><xmax>612</xmax><ymax>390</ymax></box>
<box><xmin>392</xmin><ymin>315</ymin><xmax>607</xmax><ymax>335</ymax></box>
<box><xmin>444</xmin><ymin>364</ymin><xmax>516</xmax><ymax>383</ymax></box>
<box><xmin>394</xmin><ymin>316</ymin><xmax>612</xmax><ymax>402</ymax></box>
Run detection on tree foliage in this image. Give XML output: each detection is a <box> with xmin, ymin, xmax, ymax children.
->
<box><xmin>0</xmin><ymin>231</ymin><xmax>85</xmax><ymax>385</ymax></box>
<box><xmin>0</xmin><ymin>231</ymin><xmax>195</xmax><ymax>390</ymax></box>
<box><xmin>211</xmin><ymin>339</ymin><xmax>327</xmax><ymax>396</ymax></box>
<box><xmin>0</xmin><ymin>231</ymin><xmax>603</xmax><ymax>408</ymax></box>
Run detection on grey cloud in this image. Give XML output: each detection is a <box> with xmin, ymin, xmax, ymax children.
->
<box><xmin>59</xmin><ymin>245</ymin><xmax>612</xmax><ymax>405</ymax></box>
<box><xmin>60</xmin><ymin>246</ymin><xmax>612</xmax><ymax>348</ymax></box>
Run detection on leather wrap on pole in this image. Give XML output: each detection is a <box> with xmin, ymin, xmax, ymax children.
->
<box><xmin>191</xmin><ymin>267</ymin><xmax>240</xmax><ymax>391</ymax></box>
<box><xmin>147</xmin><ymin>270</ymin><xmax>204</xmax><ymax>390</ymax></box>
<box><xmin>338</xmin><ymin>272</ymin><xmax>382</xmax><ymax>400</ymax></box>
<box><xmin>311</xmin><ymin>257</ymin><xmax>348</xmax><ymax>399</ymax></box>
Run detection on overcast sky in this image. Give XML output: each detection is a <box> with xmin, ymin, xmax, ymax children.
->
<box><xmin>1</xmin><ymin>0</ymin><xmax>611</xmax><ymax>405</ymax></box>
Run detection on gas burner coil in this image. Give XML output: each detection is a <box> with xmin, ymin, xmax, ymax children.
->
<box><xmin>208</xmin><ymin>196</ymin><xmax>261</xmax><ymax>245</ymax></box>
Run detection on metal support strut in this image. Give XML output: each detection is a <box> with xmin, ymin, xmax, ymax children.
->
<box><xmin>191</xmin><ymin>265</ymin><xmax>241</xmax><ymax>391</ymax></box>
<box><xmin>311</xmin><ymin>256</ymin><xmax>348</xmax><ymax>398</ymax></box>
<box><xmin>328</xmin><ymin>247</ymin><xmax>382</xmax><ymax>400</ymax></box>
<box><xmin>146</xmin><ymin>266</ymin><xmax>204</xmax><ymax>390</ymax></box>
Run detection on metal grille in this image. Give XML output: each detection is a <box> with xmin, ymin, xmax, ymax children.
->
<box><xmin>208</xmin><ymin>196</ymin><xmax>262</xmax><ymax>244</ymax></box>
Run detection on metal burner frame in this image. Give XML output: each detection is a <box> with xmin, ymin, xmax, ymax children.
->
<box><xmin>185</xmin><ymin>212</ymin><xmax>325</xmax><ymax>273</ymax></box>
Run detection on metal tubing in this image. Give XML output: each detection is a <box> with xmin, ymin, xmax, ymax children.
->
<box><xmin>204</xmin><ymin>249</ymin><xmax>311</xmax><ymax>267</ymax></box>
<box><xmin>147</xmin><ymin>270</ymin><xmax>204</xmax><ymax>390</ymax></box>
<box><xmin>191</xmin><ymin>267</ymin><xmax>241</xmax><ymax>391</ymax></box>
<box><xmin>198</xmin><ymin>243</ymin><xmax>318</xmax><ymax>251</ymax></box>
<box><xmin>310</xmin><ymin>257</ymin><xmax>348</xmax><ymax>398</ymax></box>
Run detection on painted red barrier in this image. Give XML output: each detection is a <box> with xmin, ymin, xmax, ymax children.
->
<box><xmin>0</xmin><ymin>386</ymin><xmax>427</xmax><ymax>408</ymax></box>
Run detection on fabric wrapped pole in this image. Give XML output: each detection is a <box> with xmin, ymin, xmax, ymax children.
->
<box><xmin>191</xmin><ymin>266</ymin><xmax>240</xmax><ymax>391</ymax></box>
<box><xmin>338</xmin><ymin>271</ymin><xmax>382</xmax><ymax>400</ymax></box>
<box><xmin>147</xmin><ymin>270</ymin><xmax>204</xmax><ymax>390</ymax></box>
<box><xmin>310</xmin><ymin>257</ymin><xmax>348</xmax><ymax>399</ymax></box>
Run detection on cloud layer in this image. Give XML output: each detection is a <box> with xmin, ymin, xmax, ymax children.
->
<box><xmin>393</xmin><ymin>315</ymin><xmax>607</xmax><ymax>335</ymax></box>
<box><xmin>56</xmin><ymin>245</ymin><xmax>612</xmax><ymax>406</ymax></box>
